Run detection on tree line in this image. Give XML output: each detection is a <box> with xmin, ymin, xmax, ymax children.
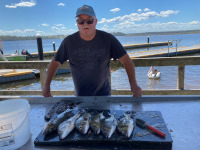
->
<box><xmin>0</xmin><ymin>32</ymin><xmax>127</xmax><ymax>41</ymax></box>
<box><xmin>0</xmin><ymin>35</ymin><xmax>67</xmax><ymax>41</ymax></box>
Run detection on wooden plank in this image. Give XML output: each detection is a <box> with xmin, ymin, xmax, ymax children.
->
<box><xmin>0</xmin><ymin>89</ymin><xmax>200</xmax><ymax>96</ymax></box>
<box><xmin>177</xmin><ymin>65</ymin><xmax>185</xmax><ymax>90</ymax></box>
<box><xmin>111</xmin><ymin>89</ymin><xmax>200</xmax><ymax>95</ymax></box>
<box><xmin>0</xmin><ymin>56</ymin><xmax>200</xmax><ymax>69</ymax></box>
<box><xmin>39</xmin><ymin>69</ymin><xmax>47</xmax><ymax>89</ymax></box>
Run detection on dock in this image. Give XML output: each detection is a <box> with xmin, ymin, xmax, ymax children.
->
<box><xmin>26</xmin><ymin>41</ymin><xmax>172</xmax><ymax>59</ymax></box>
<box><xmin>29</xmin><ymin>51</ymin><xmax>57</xmax><ymax>59</ymax></box>
<box><xmin>0</xmin><ymin>69</ymin><xmax>70</xmax><ymax>83</ymax></box>
<box><xmin>128</xmin><ymin>45</ymin><xmax>200</xmax><ymax>58</ymax></box>
<box><xmin>0</xmin><ymin>69</ymin><xmax>35</xmax><ymax>83</ymax></box>
<box><xmin>124</xmin><ymin>41</ymin><xmax>172</xmax><ymax>49</ymax></box>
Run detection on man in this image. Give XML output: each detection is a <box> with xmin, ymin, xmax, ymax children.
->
<box><xmin>42</xmin><ymin>5</ymin><xmax>142</xmax><ymax>97</ymax></box>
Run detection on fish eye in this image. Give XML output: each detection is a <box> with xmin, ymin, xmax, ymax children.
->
<box><xmin>79</xmin><ymin>127</ymin><xmax>82</xmax><ymax>129</ymax></box>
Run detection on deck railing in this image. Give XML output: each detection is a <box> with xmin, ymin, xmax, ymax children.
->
<box><xmin>0</xmin><ymin>56</ymin><xmax>200</xmax><ymax>96</ymax></box>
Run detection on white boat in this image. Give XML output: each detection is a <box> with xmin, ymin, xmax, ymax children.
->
<box><xmin>147</xmin><ymin>71</ymin><xmax>161</xmax><ymax>79</ymax></box>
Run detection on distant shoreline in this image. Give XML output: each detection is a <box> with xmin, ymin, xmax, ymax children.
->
<box><xmin>0</xmin><ymin>30</ymin><xmax>200</xmax><ymax>41</ymax></box>
<box><xmin>125</xmin><ymin>30</ymin><xmax>200</xmax><ymax>37</ymax></box>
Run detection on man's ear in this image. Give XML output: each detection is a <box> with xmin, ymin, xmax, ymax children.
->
<box><xmin>95</xmin><ymin>18</ymin><xmax>98</xmax><ymax>24</ymax></box>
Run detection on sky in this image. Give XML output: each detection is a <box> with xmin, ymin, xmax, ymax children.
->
<box><xmin>0</xmin><ymin>0</ymin><xmax>200</xmax><ymax>36</ymax></box>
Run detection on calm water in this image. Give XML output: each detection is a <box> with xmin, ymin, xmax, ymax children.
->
<box><xmin>0</xmin><ymin>33</ymin><xmax>200</xmax><ymax>91</ymax></box>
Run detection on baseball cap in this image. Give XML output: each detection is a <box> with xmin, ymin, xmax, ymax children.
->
<box><xmin>76</xmin><ymin>5</ymin><xmax>96</xmax><ymax>17</ymax></box>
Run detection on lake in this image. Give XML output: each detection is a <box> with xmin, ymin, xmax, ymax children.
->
<box><xmin>0</xmin><ymin>33</ymin><xmax>200</xmax><ymax>91</ymax></box>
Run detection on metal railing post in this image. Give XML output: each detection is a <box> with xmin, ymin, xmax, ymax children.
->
<box><xmin>168</xmin><ymin>40</ymin><xmax>170</xmax><ymax>57</ymax></box>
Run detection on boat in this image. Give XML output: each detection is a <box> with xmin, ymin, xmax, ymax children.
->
<box><xmin>0</xmin><ymin>50</ymin><xmax>26</xmax><ymax>61</ymax></box>
<box><xmin>0</xmin><ymin>55</ymin><xmax>27</xmax><ymax>61</ymax></box>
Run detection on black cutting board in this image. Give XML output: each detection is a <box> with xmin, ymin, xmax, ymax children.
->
<box><xmin>34</xmin><ymin>110</ymin><xmax>173</xmax><ymax>150</ymax></box>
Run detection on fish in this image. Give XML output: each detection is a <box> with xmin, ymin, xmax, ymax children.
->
<box><xmin>117</xmin><ymin>113</ymin><xmax>134</xmax><ymax>138</ymax></box>
<box><xmin>100</xmin><ymin>114</ymin><xmax>117</xmax><ymax>138</ymax></box>
<box><xmin>42</xmin><ymin>109</ymin><xmax>72</xmax><ymax>135</ymax></box>
<box><xmin>58</xmin><ymin>113</ymin><xmax>81</xmax><ymax>140</ymax></box>
<box><xmin>90</xmin><ymin>112</ymin><xmax>105</xmax><ymax>135</ymax></box>
<box><xmin>75</xmin><ymin>112</ymin><xmax>91</xmax><ymax>134</ymax></box>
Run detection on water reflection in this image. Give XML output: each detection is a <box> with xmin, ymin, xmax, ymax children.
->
<box><xmin>147</xmin><ymin>78</ymin><xmax>161</xmax><ymax>89</ymax></box>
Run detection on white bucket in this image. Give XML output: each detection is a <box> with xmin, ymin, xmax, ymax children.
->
<box><xmin>0</xmin><ymin>99</ymin><xmax>31</xmax><ymax>150</ymax></box>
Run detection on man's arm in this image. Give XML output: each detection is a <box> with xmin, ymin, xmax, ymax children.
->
<box><xmin>42</xmin><ymin>58</ymin><xmax>61</xmax><ymax>97</ymax></box>
<box><xmin>118</xmin><ymin>54</ymin><xmax>142</xmax><ymax>98</ymax></box>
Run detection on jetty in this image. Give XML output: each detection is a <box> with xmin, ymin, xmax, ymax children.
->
<box><xmin>0</xmin><ymin>69</ymin><xmax>70</xmax><ymax>83</ymax></box>
<box><xmin>25</xmin><ymin>41</ymin><xmax>172</xmax><ymax>59</ymax></box>
<box><xmin>128</xmin><ymin>44</ymin><xmax>200</xmax><ymax>58</ymax></box>
<box><xmin>124</xmin><ymin>41</ymin><xmax>172</xmax><ymax>49</ymax></box>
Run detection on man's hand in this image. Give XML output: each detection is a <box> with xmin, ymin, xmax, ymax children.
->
<box><xmin>42</xmin><ymin>85</ymin><xmax>52</xmax><ymax>97</ymax></box>
<box><xmin>131</xmin><ymin>85</ymin><xmax>142</xmax><ymax>98</ymax></box>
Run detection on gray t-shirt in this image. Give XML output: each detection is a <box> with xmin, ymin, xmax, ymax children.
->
<box><xmin>54</xmin><ymin>30</ymin><xmax>127</xmax><ymax>96</ymax></box>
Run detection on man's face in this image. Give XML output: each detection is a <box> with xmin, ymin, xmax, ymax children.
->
<box><xmin>76</xmin><ymin>14</ymin><xmax>97</xmax><ymax>40</ymax></box>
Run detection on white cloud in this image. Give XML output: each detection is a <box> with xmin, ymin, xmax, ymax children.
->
<box><xmin>189</xmin><ymin>21</ymin><xmax>199</xmax><ymax>25</ymax></box>
<box><xmin>56</xmin><ymin>24</ymin><xmax>64</xmax><ymax>27</ymax></box>
<box><xmin>41</xmin><ymin>23</ymin><xmax>50</xmax><ymax>27</ymax></box>
<box><xmin>110</xmin><ymin>8</ymin><xmax>120</xmax><ymax>13</ymax></box>
<box><xmin>99</xmin><ymin>11</ymin><xmax>159</xmax><ymax>23</ymax></box>
<box><xmin>51</xmin><ymin>26</ymin><xmax>59</xmax><ymax>31</ymax></box>
<box><xmin>98</xmin><ymin>21</ymin><xmax>200</xmax><ymax>33</ymax></box>
<box><xmin>137</xmin><ymin>9</ymin><xmax>142</xmax><ymax>12</ymax></box>
<box><xmin>99</xmin><ymin>10</ymin><xmax>179</xmax><ymax>24</ymax></box>
<box><xmin>0</xmin><ymin>29</ymin><xmax>43</xmax><ymax>36</ymax></box>
<box><xmin>5</xmin><ymin>1</ymin><xmax>36</xmax><ymax>8</ymax></box>
<box><xmin>58</xmin><ymin>3</ymin><xmax>65</xmax><ymax>6</ymax></box>
<box><xmin>160</xmin><ymin>10</ymin><xmax>179</xmax><ymax>17</ymax></box>
<box><xmin>144</xmin><ymin>8</ymin><xmax>150</xmax><ymax>12</ymax></box>
<box><xmin>61</xmin><ymin>27</ymin><xmax>66</xmax><ymax>30</ymax></box>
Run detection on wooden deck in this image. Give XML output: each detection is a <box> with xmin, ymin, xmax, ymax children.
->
<box><xmin>26</xmin><ymin>41</ymin><xmax>172</xmax><ymax>59</ymax></box>
<box><xmin>128</xmin><ymin>45</ymin><xmax>200</xmax><ymax>58</ymax></box>
<box><xmin>124</xmin><ymin>41</ymin><xmax>172</xmax><ymax>49</ymax></box>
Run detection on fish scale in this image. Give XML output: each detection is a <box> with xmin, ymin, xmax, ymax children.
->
<box><xmin>90</xmin><ymin>112</ymin><xmax>105</xmax><ymax>135</ymax></box>
<box><xmin>75</xmin><ymin>112</ymin><xmax>91</xmax><ymax>134</ymax></box>
<box><xmin>117</xmin><ymin>114</ymin><xmax>134</xmax><ymax>138</ymax></box>
<box><xmin>42</xmin><ymin>109</ymin><xmax>72</xmax><ymax>135</ymax></box>
<box><xmin>100</xmin><ymin>114</ymin><xmax>117</xmax><ymax>139</ymax></box>
<box><xmin>58</xmin><ymin>113</ymin><xmax>81</xmax><ymax>139</ymax></box>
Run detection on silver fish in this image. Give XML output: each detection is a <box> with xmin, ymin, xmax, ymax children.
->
<box><xmin>100</xmin><ymin>114</ymin><xmax>117</xmax><ymax>138</ymax></box>
<box><xmin>58</xmin><ymin>113</ymin><xmax>81</xmax><ymax>139</ymax></box>
<box><xmin>117</xmin><ymin>114</ymin><xmax>134</xmax><ymax>138</ymax></box>
<box><xmin>90</xmin><ymin>112</ymin><xmax>105</xmax><ymax>135</ymax></box>
<box><xmin>42</xmin><ymin>109</ymin><xmax>72</xmax><ymax>135</ymax></box>
<box><xmin>75</xmin><ymin>112</ymin><xmax>91</xmax><ymax>134</ymax></box>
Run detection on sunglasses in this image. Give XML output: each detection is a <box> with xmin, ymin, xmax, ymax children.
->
<box><xmin>77</xmin><ymin>19</ymin><xmax>94</xmax><ymax>25</ymax></box>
